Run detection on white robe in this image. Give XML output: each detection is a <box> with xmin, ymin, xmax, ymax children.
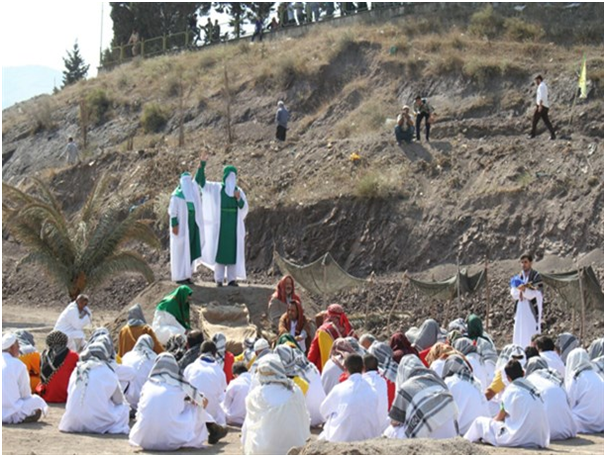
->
<box><xmin>320</xmin><ymin>359</ymin><xmax>342</xmax><ymax>395</ymax></box>
<box><xmin>120</xmin><ymin>351</ymin><xmax>155</xmax><ymax>409</ymax></box>
<box><xmin>222</xmin><ymin>372</ymin><xmax>252</xmax><ymax>426</ymax></box>
<box><xmin>565</xmin><ymin>369</ymin><xmax>604</xmax><ymax>433</ymax></box>
<box><xmin>320</xmin><ymin>373</ymin><xmax>382</xmax><ymax>442</ymax></box>
<box><xmin>445</xmin><ymin>376</ymin><xmax>490</xmax><ymax>435</ymax></box>
<box><xmin>129</xmin><ymin>381</ymin><xmax>211</xmax><ymax>451</ymax></box>
<box><xmin>540</xmin><ymin>351</ymin><xmax>566</xmax><ymax>379</ymax></box>
<box><xmin>200</xmin><ymin>180</ymin><xmax>249</xmax><ymax>280</ymax></box>
<box><xmin>304</xmin><ymin>364</ymin><xmax>327</xmax><ymax>427</ymax></box>
<box><xmin>59</xmin><ymin>364</ymin><xmax>130</xmax><ymax>434</ymax></box>
<box><xmin>464</xmin><ymin>382</ymin><xmax>550</xmax><ymax>448</ymax></box>
<box><xmin>2</xmin><ymin>353</ymin><xmax>48</xmax><ymax>424</ymax></box>
<box><xmin>526</xmin><ymin>372</ymin><xmax>577</xmax><ymax>440</ymax></box>
<box><xmin>54</xmin><ymin>302</ymin><xmax>92</xmax><ymax>352</ymax></box>
<box><xmin>169</xmin><ymin>193</ymin><xmax>204</xmax><ymax>282</ymax></box>
<box><xmin>429</xmin><ymin>359</ymin><xmax>446</xmax><ymax>378</ymax></box>
<box><xmin>184</xmin><ymin>358</ymin><xmax>227</xmax><ymax>426</ymax></box>
<box><xmin>511</xmin><ymin>286</ymin><xmax>542</xmax><ymax>348</ymax></box>
<box><xmin>467</xmin><ymin>352</ymin><xmax>490</xmax><ymax>391</ymax></box>
<box><xmin>152</xmin><ymin>309</ymin><xmax>186</xmax><ymax>346</ymax></box>
<box><xmin>242</xmin><ymin>383</ymin><xmax>310</xmax><ymax>455</ymax></box>
<box><xmin>363</xmin><ymin>371</ymin><xmax>390</xmax><ymax>431</ymax></box>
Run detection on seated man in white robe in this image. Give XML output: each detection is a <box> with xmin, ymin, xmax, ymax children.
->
<box><xmin>53</xmin><ymin>294</ymin><xmax>92</xmax><ymax>352</ymax></box>
<box><xmin>385</xmin><ymin>354</ymin><xmax>459</xmax><ymax>440</ymax></box>
<box><xmin>525</xmin><ymin>356</ymin><xmax>576</xmax><ymax>440</ymax></box>
<box><xmin>453</xmin><ymin>337</ymin><xmax>489</xmax><ymax>391</ymax></box>
<box><xmin>320</xmin><ymin>338</ymin><xmax>355</xmax><ymax>395</ymax></box>
<box><xmin>535</xmin><ymin>335</ymin><xmax>566</xmax><ymax>378</ymax></box>
<box><xmin>320</xmin><ymin>353</ymin><xmax>382</xmax><ymax>442</ymax></box>
<box><xmin>242</xmin><ymin>354</ymin><xmax>310</xmax><ymax>454</ymax></box>
<box><xmin>2</xmin><ymin>333</ymin><xmax>48</xmax><ymax>424</ymax></box>
<box><xmin>121</xmin><ymin>335</ymin><xmax>157</xmax><ymax>410</ymax></box>
<box><xmin>556</xmin><ymin>332</ymin><xmax>579</xmax><ymax>364</ymax></box>
<box><xmin>588</xmin><ymin>338</ymin><xmax>604</xmax><ymax>380</ymax></box>
<box><xmin>222</xmin><ymin>362</ymin><xmax>252</xmax><ymax>426</ymax></box>
<box><xmin>183</xmin><ymin>341</ymin><xmax>228</xmax><ymax>443</ymax></box>
<box><xmin>565</xmin><ymin>348</ymin><xmax>604</xmax><ymax>433</ymax></box>
<box><xmin>362</xmin><ymin>353</ymin><xmax>389</xmax><ymax>431</ymax></box>
<box><xmin>465</xmin><ymin>360</ymin><xmax>549</xmax><ymax>448</ymax></box>
<box><xmin>85</xmin><ymin>328</ymin><xmax>135</xmax><ymax>394</ymax></box>
<box><xmin>59</xmin><ymin>341</ymin><xmax>130</xmax><ymax>434</ymax></box>
<box><xmin>442</xmin><ymin>354</ymin><xmax>490</xmax><ymax>435</ymax></box>
<box><xmin>129</xmin><ymin>353</ymin><xmax>214</xmax><ymax>451</ymax></box>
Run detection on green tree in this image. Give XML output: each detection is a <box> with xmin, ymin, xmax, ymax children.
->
<box><xmin>2</xmin><ymin>176</ymin><xmax>160</xmax><ymax>300</ymax></box>
<box><xmin>248</xmin><ymin>2</ymin><xmax>275</xmax><ymax>23</ymax></box>
<box><xmin>62</xmin><ymin>41</ymin><xmax>90</xmax><ymax>87</ymax></box>
<box><xmin>213</xmin><ymin>2</ymin><xmax>252</xmax><ymax>39</ymax></box>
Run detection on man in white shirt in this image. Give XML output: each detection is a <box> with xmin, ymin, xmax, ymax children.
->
<box><xmin>320</xmin><ymin>353</ymin><xmax>382</xmax><ymax>442</ymax></box>
<box><xmin>221</xmin><ymin>362</ymin><xmax>251</xmax><ymax>426</ymax></box>
<box><xmin>53</xmin><ymin>295</ymin><xmax>92</xmax><ymax>352</ymax></box>
<box><xmin>535</xmin><ymin>335</ymin><xmax>566</xmax><ymax>378</ymax></box>
<box><xmin>362</xmin><ymin>354</ymin><xmax>389</xmax><ymax>433</ymax></box>
<box><xmin>530</xmin><ymin>74</ymin><xmax>556</xmax><ymax>140</ymax></box>
<box><xmin>2</xmin><ymin>333</ymin><xmax>48</xmax><ymax>424</ymax></box>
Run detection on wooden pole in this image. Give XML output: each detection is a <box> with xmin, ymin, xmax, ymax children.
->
<box><xmin>485</xmin><ymin>256</ymin><xmax>490</xmax><ymax>331</ymax></box>
<box><xmin>578</xmin><ymin>266</ymin><xmax>586</xmax><ymax>344</ymax></box>
<box><xmin>387</xmin><ymin>272</ymin><xmax>407</xmax><ymax>335</ymax></box>
<box><xmin>456</xmin><ymin>253</ymin><xmax>461</xmax><ymax>317</ymax></box>
<box><xmin>365</xmin><ymin>272</ymin><xmax>375</xmax><ymax>330</ymax></box>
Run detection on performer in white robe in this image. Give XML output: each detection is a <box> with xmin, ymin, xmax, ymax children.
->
<box><xmin>59</xmin><ymin>341</ymin><xmax>129</xmax><ymax>434</ymax></box>
<box><xmin>53</xmin><ymin>295</ymin><xmax>92</xmax><ymax>352</ymax></box>
<box><xmin>129</xmin><ymin>353</ymin><xmax>214</xmax><ymax>451</ymax></box>
<box><xmin>565</xmin><ymin>348</ymin><xmax>604</xmax><ymax>433</ymax></box>
<box><xmin>525</xmin><ymin>357</ymin><xmax>577</xmax><ymax>440</ymax></box>
<box><xmin>121</xmin><ymin>335</ymin><xmax>157</xmax><ymax>410</ymax></box>
<box><xmin>222</xmin><ymin>362</ymin><xmax>252</xmax><ymax>426</ymax></box>
<box><xmin>242</xmin><ymin>354</ymin><xmax>310</xmax><ymax>454</ymax></box>
<box><xmin>183</xmin><ymin>341</ymin><xmax>228</xmax><ymax>426</ymax></box>
<box><xmin>169</xmin><ymin>172</ymin><xmax>204</xmax><ymax>283</ymax></box>
<box><xmin>196</xmin><ymin>155</ymin><xmax>249</xmax><ymax>286</ymax></box>
<box><xmin>464</xmin><ymin>360</ymin><xmax>549</xmax><ymax>449</ymax></box>
<box><xmin>510</xmin><ymin>254</ymin><xmax>543</xmax><ymax>348</ymax></box>
<box><xmin>2</xmin><ymin>333</ymin><xmax>48</xmax><ymax>424</ymax></box>
<box><xmin>320</xmin><ymin>353</ymin><xmax>382</xmax><ymax>442</ymax></box>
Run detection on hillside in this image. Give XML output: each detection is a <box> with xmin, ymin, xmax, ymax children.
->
<box><xmin>2</xmin><ymin>3</ymin><xmax>604</xmax><ymax>345</ymax></box>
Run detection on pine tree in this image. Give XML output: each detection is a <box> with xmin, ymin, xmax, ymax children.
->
<box><xmin>62</xmin><ymin>41</ymin><xmax>90</xmax><ymax>88</ymax></box>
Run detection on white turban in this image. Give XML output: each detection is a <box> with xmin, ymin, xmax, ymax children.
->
<box><xmin>254</xmin><ymin>338</ymin><xmax>269</xmax><ymax>352</ymax></box>
<box><xmin>2</xmin><ymin>333</ymin><xmax>17</xmax><ymax>351</ymax></box>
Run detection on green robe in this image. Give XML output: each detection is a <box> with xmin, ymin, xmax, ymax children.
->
<box><xmin>171</xmin><ymin>191</ymin><xmax>202</xmax><ymax>263</ymax></box>
<box><xmin>195</xmin><ymin>161</ymin><xmax>244</xmax><ymax>265</ymax></box>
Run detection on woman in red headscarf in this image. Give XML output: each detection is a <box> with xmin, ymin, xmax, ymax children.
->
<box><xmin>307</xmin><ymin>304</ymin><xmax>354</xmax><ymax>372</ymax></box>
<box><xmin>268</xmin><ymin>275</ymin><xmax>302</xmax><ymax>331</ymax></box>
<box><xmin>389</xmin><ymin>332</ymin><xmax>419</xmax><ymax>364</ymax></box>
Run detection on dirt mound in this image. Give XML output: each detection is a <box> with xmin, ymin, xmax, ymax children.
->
<box><xmin>199</xmin><ymin>302</ymin><xmax>257</xmax><ymax>354</ymax></box>
<box><xmin>289</xmin><ymin>436</ymin><xmax>484</xmax><ymax>455</ymax></box>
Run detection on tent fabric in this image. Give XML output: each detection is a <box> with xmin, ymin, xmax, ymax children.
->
<box><xmin>408</xmin><ymin>268</ymin><xmax>487</xmax><ymax>301</ymax></box>
<box><xmin>273</xmin><ymin>252</ymin><xmax>368</xmax><ymax>296</ymax></box>
<box><xmin>541</xmin><ymin>266</ymin><xmax>603</xmax><ymax>312</ymax></box>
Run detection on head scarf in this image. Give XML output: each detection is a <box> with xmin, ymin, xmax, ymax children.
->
<box><xmin>275</xmin><ymin>344</ymin><xmax>307</xmax><ymax>381</ymax></box>
<box><xmin>447</xmin><ymin>330</ymin><xmax>463</xmax><ymax>345</ymax></box>
<box><xmin>453</xmin><ymin>337</ymin><xmax>477</xmax><ymax>356</ymax></box>
<box><xmin>254</xmin><ymin>338</ymin><xmax>270</xmax><ymax>353</ymax></box>
<box><xmin>272</xmin><ymin>275</ymin><xmax>301</xmax><ymax>305</ymax></box>
<box><xmin>223</xmin><ymin>165</ymin><xmax>238</xmax><ymax>197</ymax></box>
<box><xmin>406</xmin><ymin>319</ymin><xmax>445</xmax><ymax>351</ymax></box>
<box><xmin>525</xmin><ymin>356</ymin><xmax>564</xmax><ymax>386</ymax></box>
<box><xmin>165</xmin><ymin>334</ymin><xmax>187</xmax><ymax>362</ymax></box>
<box><xmin>40</xmin><ymin>330</ymin><xmax>70</xmax><ymax>384</ymax></box>
<box><xmin>345</xmin><ymin>336</ymin><xmax>366</xmax><ymax>356</ymax></box>
<box><xmin>173</xmin><ymin>172</ymin><xmax>198</xmax><ymax>203</ymax></box>
<box><xmin>443</xmin><ymin>354</ymin><xmax>480</xmax><ymax>390</ymax></box>
<box><xmin>75</xmin><ymin>341</ymin><xmax>113</xmax><ymax>403</ymax></box>
<box><xmin>565</xmin><ymin>348</ymin><xmax>594</xmax><ymax>389</ymax></box>
<box><xmin>156</xmin><ymin>286</ymin><xmax>192</xmax><ymax>330</ymax></box>
<box><xmin>496</xmin><ymin>344</ymin><xmax>526</xmax><ymax>370</ymax></box>
<box><xmin>132</xmin><ymin>334</ymin><xmax>156</xmax><ymax>361</ymax></box>
<box><xmin>15</xmin><ymin>330</ymin><xmax>36</xmax><ymax>355</ymax></box>
<box><xmin>396</xmin><ymin>354</ymin><xmax>434</xmax><ymax>388</ymax></box>
<box><xmin>149</xmin><ymin>353</ymin><xmax>205</xmax><ymax>406</ymax></box>
<box><xmin>212</xmin><ymin>333</ymin><xmax>227</xmax><ymax>367</ymax></box>
<box><xmin>360</xmin><ymin>334</ymin><xmax>376</xmax><ymax>348</ymax></box>
<box><xmin>592</xmin><ymin>356</ymin><xmax>604</xmax><ymax>379</ymax></box>
<box><xmin>368</xmin><ymin>341</ymin><xmax>398</xmax><ymax>383</ymax></box>
<box><xmin>243</xmin><ymin>337</ymin><xmax>256</xmax><ymax>363</ymax></box>
<box><xmin>425</xmin><ymin>343</ymin><xmax>458</xmax><ymax>366</ymax></box>
<box><xmin>588</xmin><ymin>338</ymin><xmax>604</xmax><ymax>361</ymax></box>
<box><xmin>475</xmin><ymin>337</ymin><xmax>498</xmax><ymax>364</ymax></box>
<box><xmin>322</xmin><ymin>304</ymin><xmax>352</xmax><ymax>338</ymax></box>
<box><xmin>2</xmin><ymin>332</ymin><xmax>17</xmax><ymax>351</ymax></box>
<box><xmin>448</xmin><ymin>318</ymin><xmax>467</xmax><ymax>334</ymax></box>
<box><xmin>329</xmin><ymin>337</ymin><xmax>356</xmax><ymax>371</ymax></box>
<box><xmin>465</xmin><ymin>314</ymin><xmax>487</xmax><ymax>342</ymax></box>
<box><xmin>257</xmin><ymin>353</ymin><xmax>293</xmax><ymax>390</ymax></box>
<box><xmin>85</xmin><ymin>328</ymin><xmax>116</xmax><ymax>361</ymax></box>
<box><xmin>557</xmin><ymin>332</ymin><xmax>579</xmax><ymax>364</ymax></box>
<box><xmin>389</xmin><ymin>332</ymin><xmax>418</xmax><ymax>363</ymax></box>
<box><xmin>277</xmin><ymin>333</ymin><xmax>302</xmax><ymax>352</ymax></box>
<box><xmin>127</xmin><ymin>303</ymin><xmax>146</xmax><ymax>327</ymax></box>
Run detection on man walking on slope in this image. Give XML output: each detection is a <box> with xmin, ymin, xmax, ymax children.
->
<box><xmin>529</xmin><ymin>75</ymin><xmax>556</xmax><ymax>140</ymax></box>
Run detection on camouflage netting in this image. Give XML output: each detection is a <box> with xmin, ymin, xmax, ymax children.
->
<box><xmin>542</xmin><ymin>266</ymin><xmax>604</xmax><ymax>312</ymax></box>
<box><xmin>408</xmin><ymin>268</ymin><xmax>487</xmax><ymax>301</ymax></box>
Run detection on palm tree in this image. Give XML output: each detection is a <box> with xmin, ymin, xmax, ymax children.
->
<box><xmin>3</xmin><ymin>176</ymin><xmax>160</xmax><ymax>299</ymax></box>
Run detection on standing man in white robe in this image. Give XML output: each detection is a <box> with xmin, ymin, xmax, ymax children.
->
<box><xmin>510</xmin><ymin>254</ymin><xmax>543</xmax><ymax>348</ymax></box>
<box><xmin>320</xmin><ymin>353</ymin><xmax>382</xmax><ymax>442</ymax></box>
<box><xmin>53</xmin><ymin>294</ymin><xmax>92</xmax><ymax>352</ymax></box>
<box><xmin>169</xmin><ymin>172</ymin><xmax>204</xmax><ymax>284</ymax></box>
<box><xmin>196</xmin><ymin>153</ymin><xmax>249</xmax><ymax>287</ymax></box>
<box><xmin>2</xmin><ymin>333</ymin><xmax>48</xmax><ymax>424</ymax></box>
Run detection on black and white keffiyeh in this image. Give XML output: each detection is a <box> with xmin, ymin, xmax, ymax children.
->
<box><xmin>368</xmin><ymin>341</ymin><xmax>398</xmax><ymax>384</ymax></box>
<box><xmin>512</xmin><ymin>377</ymin><xmax>542</xmax><ymax>401</ymax></box>
<box><xmin>40</xmin><ymin>330</ymin><xmax>69</xmax><ymax>384</ymax></box>
<box><xmin>396</xmin><ymin>354</ymin><xmax>431</xmax><ymax>388</ymax></box>
<box><xmin>149</xmin><ymin>352</ymin><xmax>205</xmax><ymax>406</ymax></box>
<box><xmin>565</xmin><ymin>348</ymin><xmax>595</xmax><ymax>389</ymax></box>
<box><xmin>212</xmin><ymin>333</ymin><xmax>227</xmax><ymax>368</ymax></box>
<box><xmin>442</xmin><ymin>354</ymin><xmax>481</xmax><ymax>391</ymax></box>
<box><xmin>75</xmin><ymin>341</ymin><xmax>113</xmax><ymax>403</ymax></box>
<box><xmin>557</xmin><ymin>332</ymin><xmax>580</xmax><ymax>364</ymax></box>
<box><xmin>275</xmin><ymin>344</ymin><xmax>308</xmax><ymax>381</ymax></box>
<box><xmin>452</xmin><ymin>337</ymin><xmax>477</xmax><ymax>356</ymax></box>
<box><xmin>496</xmin><ymin>344</ymin><xmax>526</xmax><ymax>370</ymax></box>
<box><xmin>132</xmin><ymin>334</ymin><xmax>156</xmax><ymax>360</ymax></box>
<box><xmin>525</xmin><ymin>356</ymin><xmax>563</xmax><ymax>387</ymax></box>
<box><xmin>257</xmin><ymin>354</ymin><xmax>294</xmax><ymax>390</ymax></box>
<box><xmin>15</xmin><ymin>330</ymin><xmax>36</xmax><ymax>355</ymax></box>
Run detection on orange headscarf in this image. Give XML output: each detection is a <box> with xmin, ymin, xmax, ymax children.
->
<box><xmin>321</xmin><ymin>304</ymin><xmax>353</xmax><ymax>338</ymax></box>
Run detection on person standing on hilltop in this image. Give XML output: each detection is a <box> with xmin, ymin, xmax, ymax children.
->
<box><xmin>510</xmin><ymin>253</ymin><xmax>543</xmax><ymax>348</ymax></box>
<box><xmin>196</xmin><ymin>154</ymin><xmax>249</xmax><ymax>287</ymax></box>
<box><xmin>529</xmin><ymin>75</ymin><xmax>556</xmax><ymax>140</ymax></box>
<box><xmin>414</xmin><ymin>96</ymin><xmax>434</xmax><ymax>142</ymax></box>
<box><xmin>275</xmin><ymin>100</ymin><xmax>290</xmax><ymax>141</ymax></box>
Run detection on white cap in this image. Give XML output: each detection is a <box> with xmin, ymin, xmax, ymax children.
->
<box><xmin>2</xmin><ymin>333</ymin><xmax>17</xmax><ymax>351</ymax></box>
<box><xmin>254</xmin><ymin>338</ymin><xmax>269</xmax><ymax>352</ymax></box>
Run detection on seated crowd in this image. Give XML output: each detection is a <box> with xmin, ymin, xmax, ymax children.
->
<box><xmin>2</xmin><ymin>276</ymin><xmax>603</xmax><ymax>454</ymax></box>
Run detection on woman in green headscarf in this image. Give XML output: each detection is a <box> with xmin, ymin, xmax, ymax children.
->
<box><xmin>151</xmin><ymin>286</ymin><xmax>193</xmax><ymax>345</ymax></box>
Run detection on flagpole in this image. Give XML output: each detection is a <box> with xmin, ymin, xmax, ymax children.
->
<box><xmin>569</xmin><ymin>53</ymin><xmax>587</xmax><ymax>127</ymax></box>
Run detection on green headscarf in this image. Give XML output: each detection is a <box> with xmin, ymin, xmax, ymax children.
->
<box><xmin>277</xmin><ymin>333</ymin><xmax>303</xmax><ymax>353</ymax></box>
<box><xmin>466</xmin><ymin>314</ymin><xmax>484</xmax><ymax>341</ymax></box>
<box><xmin>222</xmin><ymin>165</ymin><xmax>237</xmax><ymax>184</ymax></box>
<box><xmin>156</xmin><ymin>286</ymin><xmax>192</xmax><ymax>329</ymax></box>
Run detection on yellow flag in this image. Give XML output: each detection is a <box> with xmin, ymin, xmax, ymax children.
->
<box><xmin>578</xmin><ymin>54</ymin><xmax>587</xmax><ymax>99</ymax></box>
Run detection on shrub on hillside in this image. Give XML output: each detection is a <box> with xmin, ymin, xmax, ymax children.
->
<box><xmin>141</xmin><ymin>103</ymin><xmax>168</xmax><ymax>133</ymax></box>
<box><xmin>29</xmin><ymin>97</ymin><xmax>56</xmax><ymax>134</ymax></box>
<box><xmin>85</xmin><ymin>88</ymin><xmax>111</xmax><ymax>124</ymax></box>
<box><xmin>356</xmin><ymin>172</ymin><xmax>389</xmax><ymax>199</ymax></box>
<box><xmin>468</xmin><ymin>5</ymin><xmax>503</xmax><ymax>39</ymax></box>
<box><xmin>463</xmin><ymin>58</ymin><xmax>502</xmax><ymax>88</ymax></box>
<box><xmin>503</xmin><ymin>17</ymin><xmax>545</xmax><ymax>42</ymax></box>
